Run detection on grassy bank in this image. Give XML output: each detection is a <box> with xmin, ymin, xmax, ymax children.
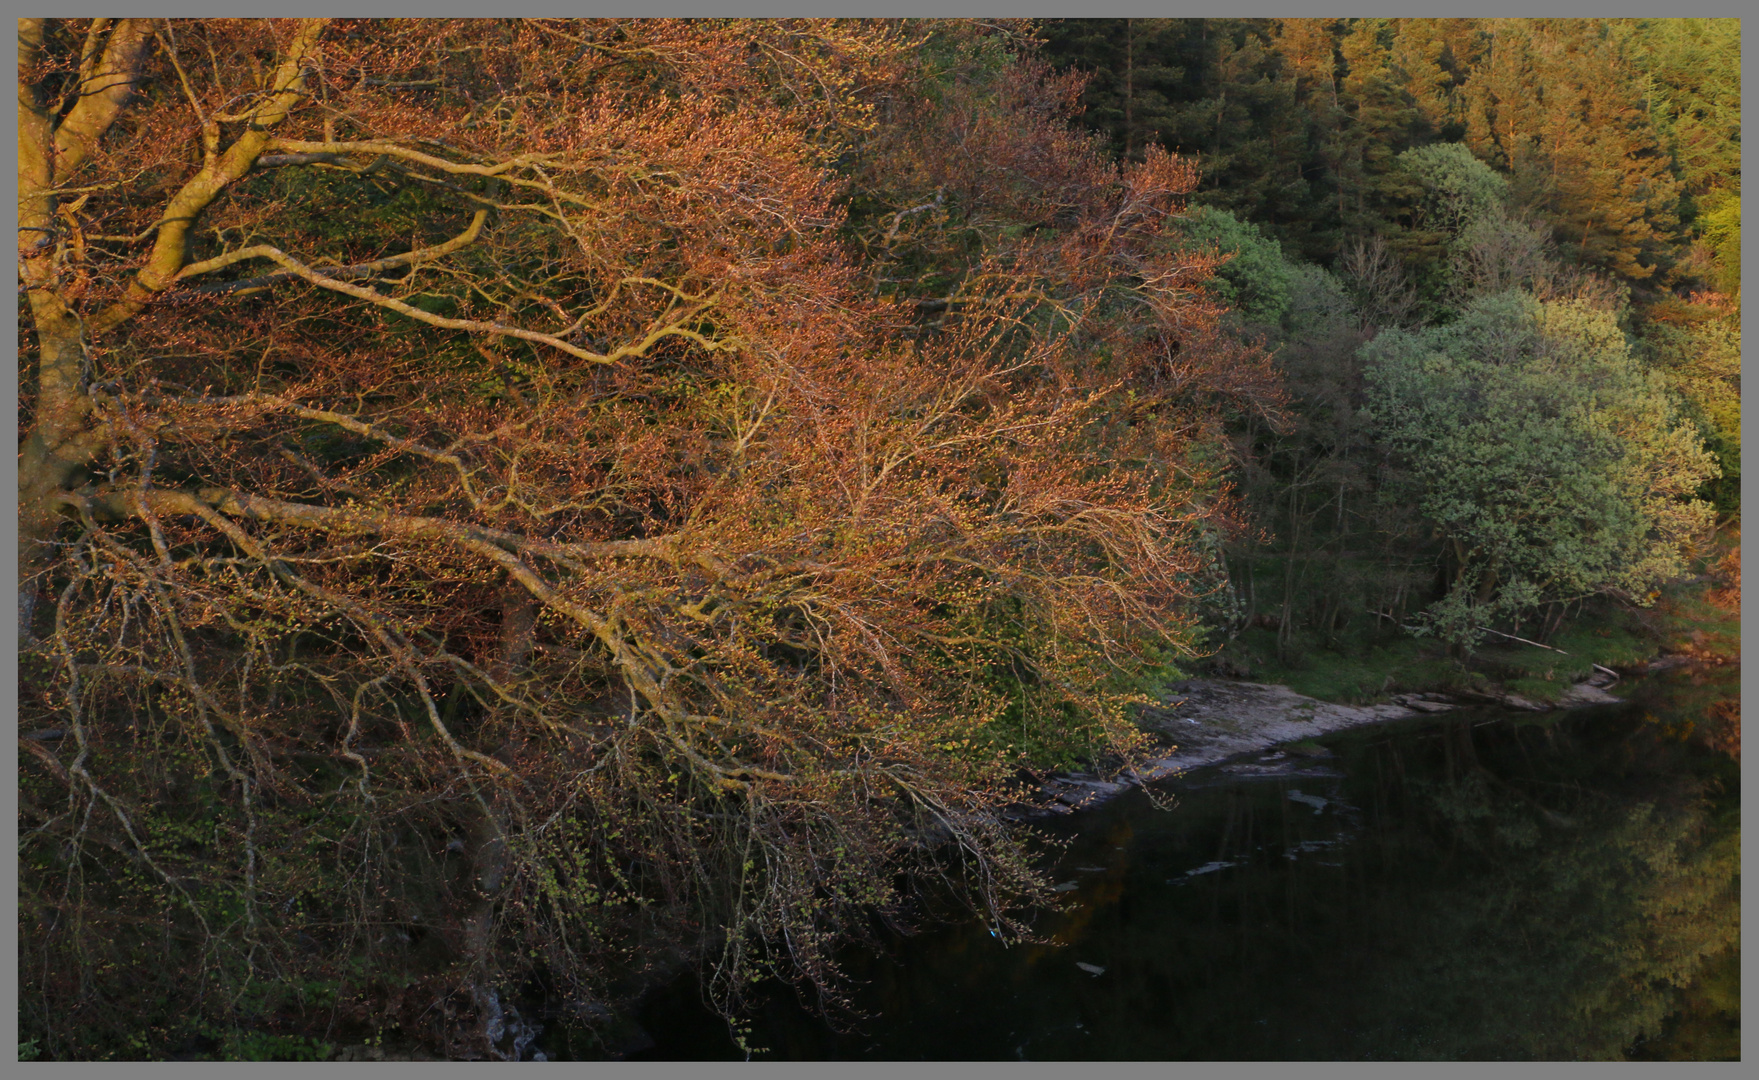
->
<box><xmin>1200</xmin><ymin>526</ymin><xmax>1739</xmax><ymax>707</ymax></box>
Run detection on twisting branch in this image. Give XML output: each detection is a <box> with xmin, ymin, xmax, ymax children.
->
<box><xmin>51</xmin><ymin>19</ymin><xmax>154</xmax><ymax>180</ymax></box>
<box><xmin>182</xmin><ymin>209</ymin><xmax>489</xmax><ymax>296</ymax></box>
<box><xmin>99</xmin><ymin>484</ymin><xmax>679</xmax><ymax>568</ymax></box>
<box><xmin>86</xmin><ymin>18</ymin><xmax>331</xmax><ymax>336</ymax></box>
<box><xmin>265</xmin><ymin>137</ymin><xmax>591</xmax><ymax>207</ymax></box>
<box><xmin>167</xmin><ymin>242</ymin><xmax>727</xmax><ymax>365</ymax></box>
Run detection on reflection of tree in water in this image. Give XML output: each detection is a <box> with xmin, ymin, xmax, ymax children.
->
<box><xmin>1338</xmin><ymin>714</ymin><xmax>1739</xmax><ymax>1060</ymax></box>
<box><xmin>1060</xmin><ymin>707</ymin><xmax>1738</xmax><ymax>1061</ymax></box>
<box><xmin>1628</xmin><ymin>944</ymin><xmax>1741</xmax><ymax>1061</ymax></box>
<box><xmin>978</xmin><ymin>706</ymin><xmax>1733</xmax><ymax>1060</ymax></box>
<box><xmin>636</xmin><ymin>698</ymin><xmax>1738</xmax><ymax>1061</ymax></box>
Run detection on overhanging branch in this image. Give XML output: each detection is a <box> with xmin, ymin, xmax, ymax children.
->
<box><xmin>182</xmin><ymin>209</ymin><xmax>489</xmax><ymax>296</ymax></box>
<box><xmin>164</xmin><ymin>242</ymin><xmax>712</xmax><ymax>365</ymax></box>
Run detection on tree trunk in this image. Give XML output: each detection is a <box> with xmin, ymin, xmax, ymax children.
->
<box><xmin>16</xmin><ymin>18</ymin><xmax>327</xmax><ymax>636</ymax></box>
<box><xmin>1124</xmin><ymin>19</ymin><xmax>1134</xmax><ymax>161</ymax></box>
<box><xmin>1475</xmin><ymin>566</ymin><xmax>1500</xmax><ymax>604</ymax></box>
<box><xmin>17</xmin><ymin>294</ymin><xmax>103</xmax><ymax>639</ymax></box>
<box><xmin>458</xmin><ymin>578</ymin><xmax>536</xmax><ymax>1006</ymax></box>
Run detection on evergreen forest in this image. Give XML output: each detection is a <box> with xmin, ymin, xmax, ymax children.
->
<box><xmin>16</xmin><ymin>18</ymin><xmax>1740</xmax><ymax>1060</ymax></box>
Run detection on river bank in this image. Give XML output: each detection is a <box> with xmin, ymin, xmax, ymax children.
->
<box><xmin>329</xmin><ymin>593</ymin><xmax>1738</xmax><ymax>1061</ymax></box>
<box><xmin>1016</xmin><ymin>529</ymin><xmax>1741</xmax><ymax>821</ymax></box>
<box><xmin>542</xmin><ymin>533</ymin><xmax>1741</xmax><ymax>1060</ymax></box>
<box><xmin>481</xmin><ymin>645</ymin><xmax>1734</xmax><ymax>1062</ymax></box>
<box><xmin>1013</xmin><ymin>668</ymin><xmax>1626</xmax><ymax>820</ymax></box>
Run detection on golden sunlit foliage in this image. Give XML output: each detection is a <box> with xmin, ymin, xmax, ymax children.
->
<box><xmin>18</xmin><ymin>18</ymin><xmax>1276</xmax><ymax>1058</ymax></box>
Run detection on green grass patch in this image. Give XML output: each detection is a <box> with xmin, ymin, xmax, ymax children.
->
<box><xmin>1547</xmin><ymin>620</ymin><xmax>1653</xmax><ymax>670</ymax></box>
<box><xmin>1192</xmin><ymin>535</ymin><xmax>1735</xmax><ymax>707</ymax></box>
<box><xmin>1205</xmin><ymin>624</ymin><xmax>1476</xmax><ymax>705</ymax></box>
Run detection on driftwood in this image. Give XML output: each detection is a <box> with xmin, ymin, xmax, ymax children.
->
<box><xmin>1370</xmin><ymin>610</ymin><xmax>1621</xmax><ymax>681</ymax></box>
<box><xmin>1470</xmin><ymin>626</ymin><xmax>1620</xmax><ymax>679</ymax></box>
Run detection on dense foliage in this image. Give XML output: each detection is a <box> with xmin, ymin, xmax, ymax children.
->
<box><xmin>1041</xmin><ymin>17</ymin><xmax>1735</xmax><ymax>657</ymax></box>
<box><xmin>1363</xmin><ymin>293</ymin><xmax>1716</xmax><ymax>646</ymax></box>
<box><xmin>16</xmin><ymin>17</ymin><xmax>1735</xmax><ymax>1060</ymax></box>
<box><xmin>18</xmin><ymin>18</ymin><xmax>1284</xmax><ymax>1059</ymax></box>
<box><xmin>1041</xmin><ymin>18</ymin><xmax>1738</xmax><ymax>292</ymax></box>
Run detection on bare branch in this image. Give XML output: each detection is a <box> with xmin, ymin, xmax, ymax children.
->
<box><xmin>181</xmin><ymin>208</ymin><xmax>488</xmax><ymax>295</ymax></box>
<box><xmin>167</xmin><ymin>241</ymin><xmax>728</xmax><ymax>364</ymax></box>
<box><xmin>266</xmin><ymin>137</ymin><xmax>592</xmax><ymax>207</ymax></box>
<box><xmin>88</xmin><ymin>18</ymin><xmax>330</xmax><ymax>336</ymax></box>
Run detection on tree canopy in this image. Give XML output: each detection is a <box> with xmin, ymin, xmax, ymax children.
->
<box><xmin>1040</xmin><ymin>18</ymin><xmax>1734</xmax><ymax>294</ymax></box>
<box><xmin>17</xmin><ymin>17</ymin><xmax>1285</xmax><ymax>1059</ymax></box>
<box><xmin>1363</xmin><ymin>293</ymin><xmax>1716</xmax><ymax>646</ymax></box>
<box><xmin>16</xmin><ymin>16</ymin><xmax>1735</xmax><ymax>1061</ymax></box>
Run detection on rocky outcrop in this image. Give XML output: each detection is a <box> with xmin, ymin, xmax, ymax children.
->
<box><xmin>1129</xmin><ymin>680</ymin><xmax>1431</xmax><ymax>779</ymax></box>
<box><xmin>1009</xmin><ymin>672</ymin><xmax>1626</xmax><ymax>820</ymax></box>
<box><xmin>1556</xmin><ymin>681</ymin><xmax>1624</xmax><ymax>707</ymax></box>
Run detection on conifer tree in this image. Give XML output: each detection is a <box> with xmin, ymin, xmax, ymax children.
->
<box><xmin>1037</xmin><ymin>18</ymin><xmax>1184</xmax><ymax>162</ymax></box>
<box><xmin>1268</xmin><ymin>17</ymin><xmax>1347</xmax><ymax>259</ymax></box>
<box><xmin>1629</xmin><ymin>18</ymin><xmax>1740</xmax><ymax>291</ymax></box>
<box><xmin>1170</xmin><ymin>22</ymin><xmax>1293</xmax><ymax>219</ymax></box>
<box><xmin>1389</xmin><ymin>18</ymin><xmax>1459</xmax><ymax>141</ymax></box>
<box><xmin>1465</xmin><ymin>19</ymin><xmax>1681</xmax><ymax>282</ymax></box>
<box><xmin>1337</xmin><ymin>18</ymin><xmax>1422</xmax><ymax>238</ymax></box>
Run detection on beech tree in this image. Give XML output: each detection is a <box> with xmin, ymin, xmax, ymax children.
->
<box><xmin>17</xmin><ymin>19</ymin><xmax>1275</xmax><ymax>1058</ymax></box>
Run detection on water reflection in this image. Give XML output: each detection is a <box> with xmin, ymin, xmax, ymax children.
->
<box><xmin>623</xmin><ymin>671</ymin><xmax>1738</xmax><ymax>1060</ymax></box>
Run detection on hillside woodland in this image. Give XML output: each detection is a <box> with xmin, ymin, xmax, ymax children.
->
<box><xmin>17</xmin><ymin>18</ymin><xmax>1737</xmax><ymax>1059</ymax></box>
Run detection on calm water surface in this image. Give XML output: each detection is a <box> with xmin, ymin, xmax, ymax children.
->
<box><xmin>609</xmin><ymin>668</ymin><xmax>1738</xmax><ymax>1061</ymax></box>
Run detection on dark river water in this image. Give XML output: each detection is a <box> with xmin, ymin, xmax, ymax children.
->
<box><xmin>592</xmin><ymin>668</ymin><xmax>1739</xmax><ymax>1061</ymax></box>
